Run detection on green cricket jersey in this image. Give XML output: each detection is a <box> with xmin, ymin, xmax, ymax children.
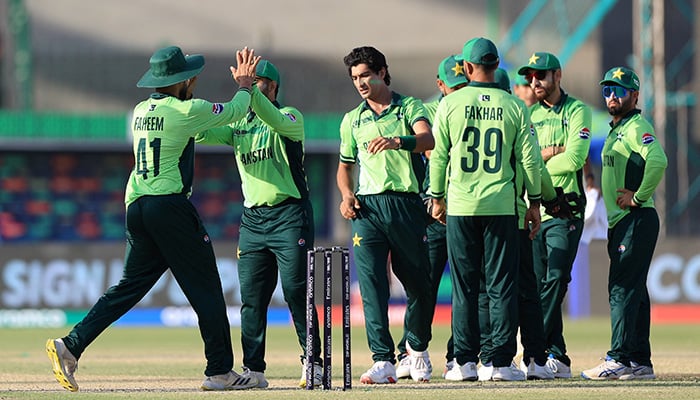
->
<box><xmin>430</xmin><ymin>82</ymin><xmax>542</xmax><ymax>216</ymax></box>
<box><xmin>339</xmin><ymin>92</ymin><xmax>428</xmax><ymax>195</ymax></box>
<box><xmin>529</xmin><ymin>91</ymin><xmax>591</xmax><ymax>219</ymax></box>
<box><xmin>125</xmin><ymin>89</ymin><xmax>252</xmax><ymax>207</ymax></box>
<box><xmin>196</xmin><ymin>87</ymin><xmax>308</xmax><ymax>207</ymax></box>
<box><xmin>601</xmin><ymin>109</ymin><xmax>667</xmax><ymax>228</ymax></box>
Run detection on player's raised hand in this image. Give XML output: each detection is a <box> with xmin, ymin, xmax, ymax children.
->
<box><xmin>230</xmin><ymin>47</ymin><xmax>260</xmax><ymax>89</ymax></box>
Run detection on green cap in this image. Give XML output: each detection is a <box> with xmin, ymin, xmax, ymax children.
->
<box><xmin>494</xmin><ymin>68</ymin><xmax>511</xmax><ymax>93</ymax></box>
<box><xmin>517</xmin><ymin>52</ymin><xmax>561</xmax><ymax>75</ymax></box>
<box><xmin>599</xmin><ymin>66</ymin><xmax>639</xmax><ymax>90</ymax></box>
<box><xmin>513</xmin><ymin>74</ymin><xmax>529</xmax><ymax>86</ymax></box>
<box><xmin>438</xmin><ymin>55</ymin><xmax>468</xmax><ymax>88</ymax></box>
<box><xmin>256</xmin><ymin>60</ymin><xmax>280</xmax><ymax>85</ymax></box>
<box><xmin>137</xmin><ymin>46</ymin><xmax>205</xmax><ymax>88</ymax></box>
<box><xmin>456</xmin><ymin>37</ymin><xmax>499</xmax><ymax>66</ymax></box>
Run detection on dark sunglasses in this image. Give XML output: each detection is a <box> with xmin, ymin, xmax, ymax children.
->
<box><xmin>524</xmin><ymin>70</ymin><xmax>549</xmax><ymax>83</ymax></box>
<box><xmin>602</xmin><ymin>85</ymin><xmax>633</xmax><ymax>99</ymax></box>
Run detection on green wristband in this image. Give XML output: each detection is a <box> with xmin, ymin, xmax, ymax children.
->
<box><xmin>398</xmin><ymin>135</ymin><xmax>416</xmax><ymax>152</ymax></box>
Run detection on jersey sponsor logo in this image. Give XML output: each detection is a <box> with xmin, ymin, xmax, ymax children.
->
<box><xmin>642</xmin><ymin>133</ymin><xmax>655</xmax><ymax>145</ymax></box>
<box><xmin>298</xmin><ymin>238</ymin><xmax>306</xmax><ymax>246</ymax></box>
<box><xmin>203</xmin><ymin>234</ymin><xmax>210</xmax><ymax>243</ymax></box>
<box><xmin>149</xmin><ymin>104</ymin><xmax>157</xmax><ymax>111</ymax></box>
<box><xmin>284</xmin><ymin>112</ymin><xmax>297</xmax><ymax>122</ymax></box>
<box><xmin>212</xmin><ymin>103</ymin><xmax>224</xmax><ymax>115</ymax></box>
<box><xmin>578</xmin><ymin>127</ymin><xmax>591</xmax><ymax>139</ymax></box>
<box><xmin>618</xmin><ymin>244</ymin><xmax>626</xmax><ymax>253</ymax></box>
<box><xmin>479</xmin><ymin>94</ymin><xmax>490</xmax><ymax>101</ymax></box>
<box><xmin>529</xmin><ymin>124</ymin><xmax>536</xmax><ymax>136</ymax></box>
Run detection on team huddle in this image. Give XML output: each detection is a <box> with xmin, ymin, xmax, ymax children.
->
<box><xmin>45</xmin><ymin>36</ymin><xmax>667</xmax><ymax>391</ymax></box>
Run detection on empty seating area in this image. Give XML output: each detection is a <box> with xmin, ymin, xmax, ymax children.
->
<box><xmin>0</xmin><ymin>152</ymin><xmax>244</xmax><ymax>242</ymax></box>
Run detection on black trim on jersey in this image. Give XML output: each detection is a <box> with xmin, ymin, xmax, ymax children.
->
<box><xmin>179</xmin><ymin>137</ymin><xmax>195</xmax><ymax>196</ymax></box>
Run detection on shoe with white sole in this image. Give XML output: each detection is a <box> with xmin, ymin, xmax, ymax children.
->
<box><xmin>546</xmin><ymin>354</ymin><xmax>572</xmax><ymax>378</ymax></box>
<box><xmin>520</xmin><ymin>357</ymin><xmax>554</xmax><ymax>380</ymax></box>
<box><xmin>298</xmin><ymin>359</ymin><xmax>324</xmax><ymax>388</ymax></box>
<box><xmin>46</xmin><ymin>338</ymin><xmax>79</xmax><ymax>392</ymax></box>
<box><xmin>396</xmin><ymin>353</ymin><xmax>411</xmax><ymax>379</ymax></box>
<box><xmin>444</xmin><ymin>360</ymin><xmax>478</xmax><ymax>381</ymax></box>
<box><xmin>492</xmin><ymin>362</ymin><xmax>526</xmax><ymax>381</ymax></box>
<box><xmin>477</xmin><ymin>362</ymin><xmax>493</xmax><ymax>381</ymax></box>
<box><xmin>619</xmin><ymin>362</ymin><xmax>655</xmax><ymax>380</ymax></box>
<box><xmin>442</xmin><ymin>360</ymin><xmax>455</xmax><ymax>378</ymax></box>
<box><xmin>406</xmin><ymin>342</ymin><xmax>432</xmax><ymax>382</ymax></box>
<box><xmin>360</xmin><ymin>361</ymin><xmax>397</xmax><ymax>384</ymax></box>
<box><xmin>581</xmin><ymin>358</ymin><xmax>630</xmax><ymax>380</ymax></box>
<box><xmin>201</xmin><ymin>370</ymin><xmax>259</xmax><ymax>390</ymax></box>
<box><xmin>241</xmin><ymin>366</ymin><xmax>269</xmax><ymax>388</ymax></box>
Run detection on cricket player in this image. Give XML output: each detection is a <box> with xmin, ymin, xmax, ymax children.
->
<box><xmin>430</xmin><ymin>37</ymin><xmax>542</xmax><ymax>382</ymax></box>
<box><xmin>582</xmin><ymin>66</ymin><xmax>667</xmax><ymax>380</ymax></box>
<box><xmin>195</xmin><ymin>60</ymin><xmax>322</xmax><ymax>388</ymax></box>
<box><xmin>517</xmin><ymin>52</ymin><xmax>592</xmax><ymax>378</ymax></box>
<box><xmin>337</xmin><ymin>46</ymin><xmax>435</xmax><ymax>384</ymax></box>
<box><xmin>46</xmin><ymin>45</ymin><xmax>261</xmax><ymax>392</ymax></box>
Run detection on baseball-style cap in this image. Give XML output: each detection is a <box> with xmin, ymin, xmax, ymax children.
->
<box><xmin>437</xmin><ymin>55</ymin><xmax>468</xmax><ymax>88</ymax></box>
<box><xmin>137</xmin><ymin>46</ymin><xmax>205</xmax><ymax>88</ymax></box>
<box><xmin>599</xmin><ymin>66</ymin><xmax>640</xmax><ymax>90</ymax></box>
<box><xmin>517</xmin><ymin>52</ymin><xmax>561</xmax><ymax>75</ymax></box>
<box><xmin>494</xmin><ymin>68</ymin><xmax>511</xmax><ymax>93</ymax></box>
<box><xmin>456</xmin><ymin>37</ymin><xmax>499</xmax><ymax>66</ymax></box>
<box><xmin>256</xmin><ymin>60</ymin><xmax>280</xmax><ymax>85</ymax></box>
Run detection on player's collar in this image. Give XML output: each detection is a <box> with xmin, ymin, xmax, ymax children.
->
<box><xmin>609</xmin><ymin>108</ymin><xmax>641</xmax><ymax>128</ymax></box>
<box><xmin>539</xmin><ymin>88</ymin><xmax>568</xmax><ymax>113</ymax></box>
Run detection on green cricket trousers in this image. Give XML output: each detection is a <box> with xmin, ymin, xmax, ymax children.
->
<box><xmin>352</xmin><ymin>191</ymin><xmax>432</xmax><ymax>363</ymax></box>
<box><xmin>236</xmin><ymin>199</ymin><xmax>320</xmax><ymax>372</ymax></box>
<box><xmin>606</xmin><ymin>207</ymin><xmax>659</xmax><ymax>367</ymax></box>
<box><xmin>532</xmin><ymin>217</ymin><xmax>584</xmax><ymax>366</ymax></box>
<box><xmin>62</xmin><ymin>194</ymin><xmax>234</xmax><ymax>377</ymax></box>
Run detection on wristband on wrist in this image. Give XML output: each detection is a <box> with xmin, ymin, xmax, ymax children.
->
<box><xmin>398</xmin><ymin>135</ymin><xmax>416</xmax><ymax>152</ymax></box>
<box><xmin>632</xmin><ymin>194</ymin><xmax>643</xmax><ymax>206</ymax></box>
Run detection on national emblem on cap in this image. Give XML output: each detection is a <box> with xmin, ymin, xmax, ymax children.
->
<box><xmin>599</xmin><ymin>66</ymin><xmax>640</xmax><ymax>91</ymax></box>
<box><xmin>517</xmin><ymin>52</ymin><xmax>561</xmax><ymax>75</ymax></box>
<box><xmin>438</xmin><ymin>54</ymin><xmax>468</xmax><ymax>88</ymax></box>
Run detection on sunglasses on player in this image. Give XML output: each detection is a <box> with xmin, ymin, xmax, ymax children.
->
<box><xmin>524</xmin><ymin>70</ymin><xmax>549</xmax><ymax>83</ymax></box>
<box><xmin>602</xmin><ymin>85</ymin><xmax>634</xmax><ymax>99</ymax></box>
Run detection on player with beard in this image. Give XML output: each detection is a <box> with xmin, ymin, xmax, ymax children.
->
<box><xmin>517</xmin><ymin>52</ymin><xmax>592</xmax><ymax>378</ymax></box>
<box><xmin>46</xmin><ymin>45</ymin><xmax>261</xmax><ymax>392</ymax></box>
<box><xmin>581</xmin><ymin>67</ymin><xmax>667</xmax><ymax>380</ymax></box>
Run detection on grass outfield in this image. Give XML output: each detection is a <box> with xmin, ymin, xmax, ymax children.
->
<box><xmin>3</xmin><ymin>318</ymin><xmax>699</xmax><ymax>399</ymax></box>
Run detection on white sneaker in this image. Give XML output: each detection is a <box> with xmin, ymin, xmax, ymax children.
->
<box><xmin>396</xmin><ymin>354</ymin><xmax>411</xmax><ymax>379</ymax></box>
<box><xmin>520</xmin><ymin>357</ymin><xmax>554</xmax><ymax>380</ymax></box>
<box><xmin>619</xmin><ymin>362</ymin><xmax>656</xmax><ymax>380</ymax></box>
<box><xmin>406</xmin><ymin>342</ymin><xmax>432</xmax><ymax>382</ymax></box>
<box><xmin>241</xmin><ymin>366</ymin><xmax>269</xmax><ymax>388</ymax></box>
<box><xmin>546</xmin><ymin>354</ymin><xmax>572</xmax><ymax>378</ymax></box>
<box><xmin>444</xmin><ymin>360</ymin><xmax>478</xmax><ymax>381</ymax></box>
<box><xmin>298</xmin><ymin>359</ymin><xmax>323</xmax><ymax>388</ymax></box>
<box><xmin>442</xmin><ymin>360</ymin><xmax>455</xmax><ymax>378</ymax></box>
<box><xmin>492</xmin><ymin>362</ymin><xmax>526</xmax><ymax>381</ymax></box>
<box><xmin>201</xmin><ymin>370</ymin><xmax>259</xmax><ymax>390</ymax></box>
<box><xmin>477</xmin><ymin>362</ymin><xmax>493</xmax><ymax>381</ymax></box>
<box><xmin>360</xmin><ymin>361</ymin><xmax>397</xmax><ymax>384</ymax></box>
<box><xmin>46</xmin><ymin>338</ymin><xmax>79</xmax><ymax>392</ymax></box>
<box><xmin>581</xmin><ymin>358</ymin><xmax>631</xmax><ymax>380</ymax></box>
